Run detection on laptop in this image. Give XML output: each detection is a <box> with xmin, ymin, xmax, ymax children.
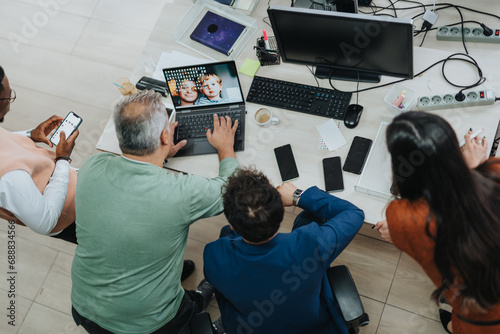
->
<box><xmin>163</xmin><ymin>61</ymin><xmax>246</xmax><ymax>157</ymax></box>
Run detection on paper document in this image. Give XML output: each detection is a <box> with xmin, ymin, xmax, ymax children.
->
<box><xmin>152</xmin><ymin>51</ymin><xmax>208</xmax><ymax>81</ymax></box>
<box><xmin>316</xmin><ymin>119</ymin><xmax>347</xmax><ymax>151</ymax></box>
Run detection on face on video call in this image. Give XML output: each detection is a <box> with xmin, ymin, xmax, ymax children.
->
<box><xmin>201</xmin><ymin>76</ymin><xmax>222</xmax><ymax>100</ymax></box>
<box><xmin>179</xmin><ymin>79</ymin><xmax>198</xmax><ymax>106</ymax></box>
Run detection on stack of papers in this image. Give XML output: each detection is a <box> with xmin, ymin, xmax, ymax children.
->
<box><xmin>316</xmin><ymin>119</ymin><xmax>347</xmax><ymax>151</ymax></box>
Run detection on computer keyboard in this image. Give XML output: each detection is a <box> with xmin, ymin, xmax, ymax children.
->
<box><xmin>176</xmin><ymin>110</ymin><xmax>242</xmax><ymax>139</ymax></box>
<box><xmin>246</xmin><ymin>76</ymin><xmax>352</xmax><ymax>120</ymax></box>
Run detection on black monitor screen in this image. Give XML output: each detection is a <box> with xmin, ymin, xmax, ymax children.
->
<box><xmin>268</xmin><ymin>6</ymin><xmax>414</xmax><ymax>80</ymax></box>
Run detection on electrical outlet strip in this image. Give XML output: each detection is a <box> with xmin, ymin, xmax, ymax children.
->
<box><xmin>436</xmin><ymin>26</ymin><xmax>500</xmax><ymax>43</ymax></box>
<box><xmin>417</xmin><ymin>89</ymin><xmax>495</xmax><ymax>111</ymax></box>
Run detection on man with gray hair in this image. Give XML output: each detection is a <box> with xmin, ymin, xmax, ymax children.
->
<box><xmin>71</xmin><ymin>90</ymin><xmax>239</xmax><ymax>333</ymax></box>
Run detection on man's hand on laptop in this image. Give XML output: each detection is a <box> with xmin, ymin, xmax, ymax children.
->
<box><xmin>167</xmin><ymin>122</ymin><xmax>187</xmax><ymax>159</ymax></box>
<box><xmin>207</xmin><ymin>115</ymin><xmax>237</xmax><ymax>160</ymax></box>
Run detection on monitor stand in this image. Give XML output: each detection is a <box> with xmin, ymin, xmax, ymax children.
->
<box><xmin>314</xmin><ymin>66</ymin><xmax>381</xmax><ymax>83</ymax></box>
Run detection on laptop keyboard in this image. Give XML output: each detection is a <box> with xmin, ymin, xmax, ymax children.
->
<box><xmin>176</xmin><ymin>110</ymin><xmax>242</xmax><ymax>139</ymax></box>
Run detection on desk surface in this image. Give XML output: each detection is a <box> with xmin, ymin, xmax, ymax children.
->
<box><xmin>97</xmin><ymin>0</ymin><xmax>500</xmax><ymax>223</ymax></box>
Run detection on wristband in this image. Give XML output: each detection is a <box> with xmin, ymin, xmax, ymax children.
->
<box><xmin>55</xmin><ymin>156</ymin><xmax>72</xmax><ymax>163</ymax></box>
<box><xmin>292</xmin><ymin>189</ymin><xmax>304</xmax><ymax>206</ymax></box>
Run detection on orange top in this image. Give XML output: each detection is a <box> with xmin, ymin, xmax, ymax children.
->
<box><xmin>387</xmin><ymin>159</ymin><xmax>500</xmax><ymax>334</ymax></box>
<box><xmin>0</xmin><ymin>127</ymin><xmax>76</xmax><ymax>232</ymax></box>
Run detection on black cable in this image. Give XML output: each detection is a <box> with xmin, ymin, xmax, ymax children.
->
<box><xmin>388</xmin><ymin>0</ymin><xmax>397</xmax><ymax>17</ymax></box>
<box><xmin>441</xmin><ymin>53</ymin><xmax>484</xmax><ymax>92</ymax></box>
<box><xmin>326</xmin><ymin>53</ymin><xmax>485</xmax><ymax>94</ymax></box>
<box><xmin>356</xmin><ymin>72</ymin><xmax>360</xmax><ymax>105</ymax></box>
<box><xmin>419</xmin><ymin>28</ymin><xmax>429</xmax><ymax>47</ymax></box>
<box><xmin>306</xmin><ymin>66</ymin><xmax>320</xmax><ymax>87</ymax></box>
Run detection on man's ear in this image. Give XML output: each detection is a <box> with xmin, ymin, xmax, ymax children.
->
<box><xmin>160</xmin><ymin>129</ymin><xmax>170</xmax><ymax>146</ymax></box>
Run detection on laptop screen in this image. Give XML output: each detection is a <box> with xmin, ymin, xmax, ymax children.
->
<box><xmin>163</xmin><ymin>61</ymin><xmax>244</xmax><ymax>110</ymax></box>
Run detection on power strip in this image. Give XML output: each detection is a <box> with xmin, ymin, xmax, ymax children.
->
<box><xmin>417</xmin><ymin>89</ymin><xmax>495</xmax><ymax>111</ymax></box>
<box><xmin>436</xmin><ymin>26</ymin><xmax>500</xmax><ymax>43</ymax></box>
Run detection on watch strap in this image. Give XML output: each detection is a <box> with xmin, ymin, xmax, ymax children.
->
<box><xmin>292</xmin><ymin>189</ymin><xmax>304</xmax><ymax>206</ymax></box>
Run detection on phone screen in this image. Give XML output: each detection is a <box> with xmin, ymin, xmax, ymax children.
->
<box><xmin>343</xmin><ymin>136</ymin><xmax>372</xmax><ymax>174</ymax></box>
<box><xmin>274</xmin><ymin>144</ymin><xmax>299</xmax><ymax>182</ymax></box>
<box><xmin>323</xmin><ymin>157</ymin><xmax>344</xmax><ymax>192</ymax></box>
<box><xmin>50</xmin><ymin>112</ymin><xmax>82</xmax><ymax>146</ymax></box>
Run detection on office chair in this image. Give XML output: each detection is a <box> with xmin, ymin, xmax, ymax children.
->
<box><xmin>327</xmin><ymin>265</ymin><xmax>370</xmax><ymax>334</ymax></box>
<box><xmin>190</xmin><ymin>265</ymin><xmax>368</xmax><ymax>334</ymax></box>
<box><xmin>189</xmin><ymin>311</ymin><xmax>216</xmax><ymax>334</ymax></box>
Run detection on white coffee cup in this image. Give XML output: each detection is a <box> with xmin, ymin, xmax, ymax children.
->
<box><xmin>254</xmin><ymin>108</ymin><xmax>279</xmax><ymax>128</ymax></box>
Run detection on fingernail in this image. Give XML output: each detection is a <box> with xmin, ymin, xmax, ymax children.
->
<box><xmin>469</xmin><ymin>128</ymin><xmax>473</xmax><ymax>131</ymax></box>
<box><xmin>371</xmin><ymin>225</ymin><xmax>376</xmax><ymax>229</ymax></box>
<box><xmin>182</xmin><ymin>140</ymin><xmax>187</xmax><ymax>144</ymax></box>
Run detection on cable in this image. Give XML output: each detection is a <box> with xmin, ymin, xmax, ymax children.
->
<box><xmin>306</xmin><ymin>66</ymin><xmax>320</xmax><ymax>87</ymax></box>
<box><xmin>325</xmin><ymin>53</ymin><xmax>485</xmax><ymax>94</ymax></box>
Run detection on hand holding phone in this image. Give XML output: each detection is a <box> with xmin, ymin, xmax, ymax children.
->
<box><xmin>55</xmin><ymin>128</ymin><xmax>79</xmax><ymax>161</ymax></box>
<box><xmin>50</xmin><ymin>112</ymin><xmax>82</xmax><ymax>146</ymax></box>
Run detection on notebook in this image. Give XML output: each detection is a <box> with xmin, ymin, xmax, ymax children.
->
<box><xmin>163</xmin><ymin>61</ymin><xmax>246</xmax><ymax>157</ymax></box>
<box><xmin>189</xmin><ymin>11</ymin><xmax>246</xmax><ymax>56</ymax></box>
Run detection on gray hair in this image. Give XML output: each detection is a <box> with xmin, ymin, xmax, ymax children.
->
<box><xmin>113</xmin><ymin>90</ymin><xmax>169</xmax><ymax>156</ymax></box>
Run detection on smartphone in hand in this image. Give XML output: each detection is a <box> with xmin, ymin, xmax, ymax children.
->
<box><xmin>50</xmin><ymin>111</ymin><xmax>82</xmax><ymax>146</ymax></box>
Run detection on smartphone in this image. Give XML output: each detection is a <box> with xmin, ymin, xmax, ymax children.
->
<box><xmin>274</xmin><ymin>144</ymin><xmax>299</xmax><ymax>182</ymax></box>
<box><xmin>323</xmin><ymin>157</ymin><xmax>344</xmax><ymax>192</ymax></box>
<box><xmin>343</xmin><ymin>136</ymin><xmax>372</xmax><ymax>174</ymax></box>
<box><xmin>50</xmin><ymin>111</ymin><xmax>83</xmax><ymax>146</ymax></box>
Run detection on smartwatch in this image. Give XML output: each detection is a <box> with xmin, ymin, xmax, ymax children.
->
<box><xmin>292</xmin><ymin>189</ymin><xmax>304</xmax><ymax>206</ymax></box>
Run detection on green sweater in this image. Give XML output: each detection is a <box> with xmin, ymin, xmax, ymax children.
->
<box><xmin>71</xmin><ymin>153</ymin><xmax>238</xmax><ymax>334</ymax></box>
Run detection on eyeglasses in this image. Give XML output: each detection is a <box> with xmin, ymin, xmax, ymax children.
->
<box><xmin>0</xmin><ymin>89</ymin><xmax>16</xmax><ymax>103</ymax></box>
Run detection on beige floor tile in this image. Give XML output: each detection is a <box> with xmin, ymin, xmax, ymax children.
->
<box><xmin>15</xmin><ymin>0</ymin><xmax>100</xmax><ymax>18</ymax></box>
<box><xmin>188</xmin><ymin>214</ymin><xmax>228</xmax><ymax>245</ymax></box>
<box><xmin>182</xmin><ymin>238</ymin><xmax>207</xmax><ymax>291</ymax></box>
<box><xmin>0</xmin><ymin>39</ymin><xmax>128</xmax><ymax>111</ymax></box>
<box><xmin>377</xmin><ymin>305</ymin><xmax>443</xmax><ymax>334</ymax></box>
<box><xmin>34</xmin><ymin>252</ymin><xmax>73</xmax><ymax>315</ymax></box>
<box><xmin>387</xmin><ymin>253</ymin><xmax>439</xmax><ymax>321</ymax></box>
<box><xmin>91</xmin><ymin>0</ymin><xmax>168</xmax><ymax>31</ymax></box>
<box><xmin>0</xmin><ymin>293</ymin><xmax>32</xmax><ymax>334</ymax></box>
<box><xmin>72</xmin><ymin>19</ymin><xmax>151</xmax><ymax>71</ymax></box>
<box><xmin>0</xmin><ymin>1</ymin><xmax>89</xmax><ymax>55</ymax></box>
<box><xmin>334</xmin><ymin>234</ymin><xmax>401</xmax><ymax>303</ymax></box>
<box><xmin>16</xmin><ymin>224</ymin><xmax>76</xmax><ymax>256</ymax></box>
<box><xmin>359</xmin><ymin>296</ymin><xmax>385</xmax><ymax>334</ymax></box>
<box><xmin>0</xmin><ymin>228</ymin><xmax>58</xmax><ymax>300</ymax></box>
<box><xmin>17</xmin><ymin>302</ymin><xmax>86</xmax><ymax>334</ymax></box>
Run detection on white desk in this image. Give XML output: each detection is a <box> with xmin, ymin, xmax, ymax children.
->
<box><xmin>97</xmin><ymin>0</ymin><xmax>500</xmax><ymax>224</ymax></box>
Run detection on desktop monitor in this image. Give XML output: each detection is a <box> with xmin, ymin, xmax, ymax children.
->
<box><xmin>267</xmin><ymin>6</ymin><xmax>414</xmax><ymax>83</ymax></box>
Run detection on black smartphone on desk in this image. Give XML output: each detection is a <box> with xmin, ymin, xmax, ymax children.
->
<box><xmin>343</xmin><ymin>136</ymin><xmax>372</xmax><ymax>174</ymax></box>
<box><xmin>274</xmin><ymin>144</ymin><xmax>299</xmax><ymax>182</ymax></box>
<box><xmin>323</xmin><ymin>157</ymin><xmax>344</xmax><ymax>192</ymax></box>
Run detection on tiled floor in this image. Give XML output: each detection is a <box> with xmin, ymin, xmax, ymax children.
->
<box><xmin>0</xmin><ymin>0</ymin><xmax>447</xmax><ymax>333</ymax></box>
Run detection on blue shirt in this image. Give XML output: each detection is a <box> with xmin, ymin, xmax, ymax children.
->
<box><xmin>203</xmin><ymin>187</ymin><xmax>364</xmax><ymax>334</ymax></box>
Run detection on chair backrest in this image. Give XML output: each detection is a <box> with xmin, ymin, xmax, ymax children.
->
<box><xmin>327</xmin><ymin>265</ymin><xmax>369</xmax><ymax>332</ymax></box>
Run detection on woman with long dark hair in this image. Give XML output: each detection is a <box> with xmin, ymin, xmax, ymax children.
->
<box><xmin>374</xmin><ymin>111</ymin><xmax>500</xmax><ymax>333</ymax></box>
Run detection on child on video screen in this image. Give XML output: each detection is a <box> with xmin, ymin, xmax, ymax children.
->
<box><xmin>195</xmin><ymin>74</ymin><xmax>227</xmax><ymax>105</ymax></box>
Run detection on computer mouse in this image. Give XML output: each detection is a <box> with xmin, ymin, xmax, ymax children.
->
<box><xmin>344</xmin><ymin>104</ymin><xmax>364</xmax><ymax>129</ymax></box>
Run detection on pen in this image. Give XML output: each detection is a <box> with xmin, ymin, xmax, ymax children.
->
<box><xmin>459</xmin><ymin>128</ymin><xmax>483</xmax><ymax>147</ymax></box>
<box><xmin>263</xmin><ymin>29</ymin><xmax>271</xmax><ymax>49</ymax></box>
